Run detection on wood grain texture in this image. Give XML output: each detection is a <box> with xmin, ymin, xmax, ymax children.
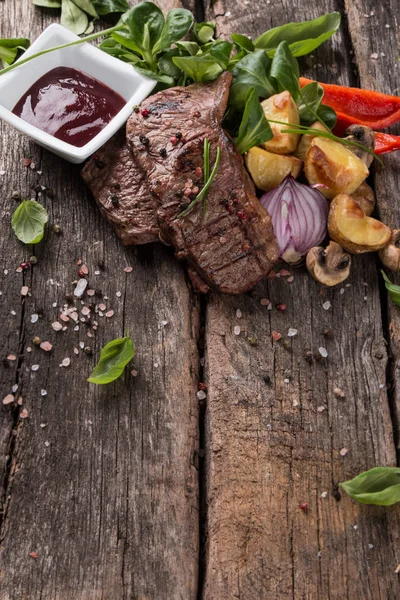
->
<box><xmin>344</xmin><ymin>0</ymin><xmax>400</xmax><ymax>457</ymax></box>
<box><xmin>203</xmin><ymin>1</ymin><xmax>400</xmax><ymax>598</ymax></box>
<box><xmin>0</xmin><ymin>2</ymin><xmax>200</xmax><ymax>599</ymax></box>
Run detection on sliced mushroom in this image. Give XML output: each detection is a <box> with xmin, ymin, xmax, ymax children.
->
<box><xmin>306</xmin><ymin>241</ymin><xmax>351</xmax><ymax>286</ymax></box>
<box><xmin>379</xmin><ymin>229</ymin><xmax>400</xmax><ymax>271</ymax></box>
<box><xmin>343</xmin><ymin>124</ymin><xmax>375</xmax><ymax>168</ymax></box>
<box><xmin>350</xmin><ymin>182</ymin><xmax>376</xmax><ymax>216</ymax></box>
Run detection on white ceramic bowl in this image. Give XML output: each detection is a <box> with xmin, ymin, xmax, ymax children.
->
<box><xmin>0</xmin><ymin>24</ymin><xmax>156</xmax><ymax>163</ymax></box>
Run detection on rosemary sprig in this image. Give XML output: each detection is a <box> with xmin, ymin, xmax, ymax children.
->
<box><xmin>203</xmin><ymin>138</ymin><xmax>210</xmax><ymax>221</ymax></box>
<box><xmin>268</xmin><ymin>119</ymin><xmax>383</xmax><ymax>165</ymax></box>
<box><xmin>178</xmin><ymin>142</ymin><xmax>221</xmax><ymax>219</ymax></box>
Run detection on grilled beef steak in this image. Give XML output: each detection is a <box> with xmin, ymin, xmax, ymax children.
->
<box><xmin>81</xmin><ymin>131</ymin><xmax>159</xmax><ymax>245</ymax></box>
<box><xmin>126</xmin><ymin>72</ymin><xmax>278</xmax><ymax>294</ymax></box>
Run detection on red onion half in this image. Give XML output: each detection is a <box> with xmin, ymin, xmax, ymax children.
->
<box><xmin>260</xmin><ymin>176</ymin><xmax>329</xmax><ymax>265</ymax></box>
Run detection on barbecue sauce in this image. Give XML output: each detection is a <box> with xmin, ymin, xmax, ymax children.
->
<box><xmin>12</xmin><ymin>67</ymin><xmax>125</xmax><ymax>147</ymax></box>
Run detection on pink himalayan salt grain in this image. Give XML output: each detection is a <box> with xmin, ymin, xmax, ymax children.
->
<box><xmin>260</xmin><ymin>298</ymin><xmax>270</xmax><ymax>306</ymax></box>
<box><xmin>279</xmin><ymin>269</ymin><xmax>291</xmax><ymax>277</ymax></box>
<box><xmin>7</xmin><ymin>354</ymin><xmax>16</xmax><ymax>361</ymax></box>
<box><xmin>17</xmin><ymin>396</ymin><xmax>23</xmax><ymax>406</ymax></box>
<box><xmin>20</xmin><ymin>408</ymin><xmax>29</xmax><ymax>419</ymax></box>
<box><xmin>70</xmin><ymin>312</ymin><xmax>79</xmax><ymax>322</ymax></box>
<box><xmin>23</xmin><ymin>158</ymin><xmax>31</xmax><ymax>167</ymax></box>
<box><xmin>272</xmin><ymin>330</ymin><xmax>282</xmax><ymax>341</ymax></box>
<box><xmin>80</xmin><ymin>264</ymin><xmax>89</xmax><ymax>275</ymax></box>
<box><xmin>40</xmin><ymin>341</ymin><xmax>53</xmax><ymax>352</ymax></box>
<box><xmin>87</xmin><ymin>288</ymin><xmax>95</xmax><ymax>296</ymax></box>
<box><xmin>52</xmin><ymin>322</ymin><xmax>62</xmax><ymax>331</ymax></box>
<box><xmin>74</xmin><ymin>347</ymin><xmax>79</xmax><ymax>355</ymax></box>
<box><xmin>106</xmin><ymin>310</ymin><xmax>114</xmax><ymax>318</ymax></box>
<box><xmin>3</xmin><ymin>394</ymin><xmax>14</xmax><ymax>405</ymax></box>
<box><xmin>59</xmin><ymin>314</ymin><xmax>70</xmax><ymax>322</ymax></box>
<box><xmin>76</xmin><ymin>259</ymin><xmax>82</xmax><ymax>266</ymax></box>
<box><xmin>124</xmin><ymin>267</ymin><xmax>133</xmax><ymax>273</ymax></box>
<box><xmin>21</xmin><ymin>285</ymin><xmax>29</xmax><ymax>296</ymax></box>
<box><xmin>98</xmin><ymin>303</ymin><xmax>106</xmax><ymax>311</ymax></box>
<box><xmin>81</xmin><ymin>306</ymin><xmax>90</xmax><ymax>316</ymax></box>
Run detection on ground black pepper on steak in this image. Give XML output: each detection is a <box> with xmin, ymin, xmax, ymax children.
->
<box><xmin>81</xmin><ymin>130</ymin><xmax>159</xmax><ymax>245</ymax></box>
<box><xmin>126</xmin><ymin>72</ymin><xmax>279</xmax><ymax>294</ymax></box>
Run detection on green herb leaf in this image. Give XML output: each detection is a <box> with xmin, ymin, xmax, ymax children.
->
<box><xmin>88</xmin><ymin>335</ymin><xmax>134</xmax><ymax>384</ymax></box>
<box><xmin>172</xmin><ymin>55</ymin><xmax>222</xmax><ymax>82</ymax></box>
<box><xmin>235</xmin><ymin>87</ymin><xmax>273</xmax><ymax>154</ymax></box>
<box><xmin>61</xmin><ymin>0</ymin><xmax>89</xmax><ymax>35</ymax></box>
<box><xmin>92</xmin><ymin>0</ymin><xmax>129</xmax><ymax>16</ymax></box>
<box><xmin>229</xmin><ymin>49</ymin><xmax>276</xmax><ymax>111</ymax></box>
<box><xmin>175</xmin><ymin>41</ymin><xmax>200</xmax><ymax>56</ymax></box>
<box><xmin>193</xmin><ymin>21</ymin><xmax>215</xmax><ymax>45</ymax></box>
<box><xmin>71</xmin><ymin>0</ymin><xmax>98</xmax><ymax>19</ymax></box>
<box><xmin>340</xmin><ymin>467</ymin><xmax>400</xmax><ymax>506</ymax></box>
<box><xmin>179</xmin><ymin>143</ymin><xmax>221</xmax><ymax>218</ymax></box>
<box><xmin>270</xmin><ymin>40</ymin><xmax>300</xmax><ymax>99</ymax></box>
<box><xmin>11</xmin><ymin>200</ymin><xmax>48</xmax><ymax>244</ymax></box>
<box><xmin>231</xmin><ymin>33</ymin><xmax>254</xmax><ymax>53</ymax></box>
<box><xmin>297</xmin><ymin>81</ymin><xmax>323</xmax><ymax>124</ymax></box>
<box><xmin>317</xmin><ymin>103</ymin><xmax>337</xmax><ymax>129</ymax></box>
<box><xmin>382</xmin><ymin>271</ymin><xmax>400</xmax><ymax>307</ymax></box>
<box><xmin>133</xmin><ymin>64</ymin><xmax>174</xmax><ymax>85</ymax></box>
<box><xmin>33</xmin><ymin>0</ymin><xmax>62</xmax><ymax>7</ymax></box>
<box><xmin>0</xmin><ymin>38</ymin><xmax>30</xmax><ymax>67</ymax></box>
<box><xmin>121</xmin><ymin>2</ymin><xmax>164</xmax><ymax>55</ymax></box>
<box><xmin>152</xmin><ymin>8</ymin><xmax>194</xmax><ymax>54</ymax></box>
<box><xmin>111</xmin><ymin>30</ymin><xmax>143</xmax><ymax>55</ymax></box>
<box><xmin>254</xmin><ymin>12</ymin><xmax>341</xmax><ymax>57</ymax></box>
<box><xmin>158</xmin><ymin>48</ymin><xmax>182</xmax><ymax>79</ymax></box>
<box><xmin>209</xmin><ymin>40</ymin><xmax>233</xmax><ymax>69</ymax></box>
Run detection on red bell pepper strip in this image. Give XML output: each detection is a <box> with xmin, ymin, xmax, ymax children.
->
<box><xmin>374</xmin><ymin>132</ymin><xmax>400</xmax><ymax>154</ymax></box>
<box><xmin>299</xmin><ymin>77</ymin><xmax>400</xmax><ymax>133</ymax></box>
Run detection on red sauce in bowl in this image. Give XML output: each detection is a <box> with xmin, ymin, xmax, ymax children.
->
<box><xmin>12</xmin><ymin>66</ymin><xmax>126</xmax><ymax>147</ymax></box>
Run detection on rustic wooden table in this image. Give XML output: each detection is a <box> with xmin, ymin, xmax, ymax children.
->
<box><xmin>1</xmin><ymin>0</ymin><xmax>400</xmax><ymax>598</ymax></box>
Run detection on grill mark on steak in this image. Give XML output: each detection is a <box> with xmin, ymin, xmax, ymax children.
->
<box><xmin>81</xmin><ymin>131</ymin><xmax>160</xmax><ymax>245</ymax></box>
<box><xmin>126</xmin><ymin>73</ymin><xmax>279</xmax><ymax>294</ymax></box>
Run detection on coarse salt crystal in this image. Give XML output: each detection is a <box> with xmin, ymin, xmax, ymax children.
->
<box><xmin>321</xmin><ymin>491</ymin><xmax>328</xmax><ymax>498</ymax></box>
<box><xmin>104</xmin><ymin>295</ymin><xmax>109</xmax><ymax>300</ymax></box>
<box><xmin>52</xmin><ymin>302</ymin><xmax>57</xmax><ymax>308</ymax></box>
<box><xmin>283</xmin><ymin>378</ymin><xmax>290</xmax><ymax>384</ymax></box>
<box><xmin>3</xmin><ymin>269</ymin><xmax>8</xmax><ymax>275</ymax></box>
<box><xmin>41</xmin><ymin>389</ymin><xmax>47</xmax><ymax>397</ymax></box>
<box><xmin>319</xmin><ymin>347</ymin><xmax>328</xmax><ymax>358</ymax></box>
<box><xmin>225</xmin><ymin>10</ymin><xmax>231</xmax><ymax>16</ymax></box>
<box><xmin>27</xmin><ymin>347</ymin><xmax>32</xmax><ymax>353</ymax></box>
<box><xmin>94</xmin><ymin>270</ymin><xmax>100</xmax><ymax>276</ymax></box>
<box><xmin>81</xmin><ymin>306</ymin><xmax>90</xmax><ymax>316</ymax></box>
<box><xmin>236</xmin><ymin>309</ymin><xmax>242</xmax><ymax>319</ymax></box>
<box><xmin>60</xmin><ymin>357</ymin><xmax>71</xmax><ymax>367</ymax></box>
<box><xmin>74</xmin><ymin>278</ymin><xmax>88</xmax><ymax>298</ymax></box>
<box><xmin>31</xmin><ymin>364</ymin><xmax>40</xmax><ymax>372</ymax></box>
<box><xmin>40</xmin><ymin>341</ymin><xmax>52</xmax><ymax>352</ymax></box>
<box><xmin>106</xmin><ymin>310</ymin><xmax>114</xmax><ymax>318</ymax></box>
<box><xmin>98</xmin><ymin>303</ymin><xmax>106</xmax><ymax>311</ymax></box>
<box><xmin>3</xmin><ymin>394</ymin><xmax>14</xmax><ymax>405</ymax></box>
<box><xmin>234</xmin><ymin>325</ymin><xmax>241</xmax><ymax>335</ymax></box>
<box><xmin>31</xmin><ymin>314</ymin><xmax>39</xmax><ymax>323</ymax></box>
<box><xmin>293</xmin><ymin>399</ymin><xmax>299</xmax><ymax>407</ymax></box>
<box><xmin>74</xmin><ymin>347</ymin><xmax>79</xmax><ymax>355</ymax></box>
<box><xmin>340</xmin><ymin>288</ymin><xmax>345</xmax><ymax>295</ymax></box>
<box><xmin>79</xmin><ymin>342</ymin><xmax>85</xmax><ymax>349</ymax></box>
<box><xmin>370</xmin><ymin>52</ymin><xmax>379</xmax><ymax>59</ymax></box>
<box><xmin>353</xmin><ymin>524</ymin><xmax>358</xmax><ymax>530</ymax></box>
<box><xmin>11</xmin><ymin>310</ymin><xmax>16</xmax><ymax>316</ymax></box>
<box><xmin>124</xmin><ymin>266</ymin><xmax>133</xmax><ymax>273</ymax></box>
<box><xmin>40</xmin><ymin>423</ymin><xmax>46</xmax><ymax>428</ymax></box>
<box><xmin>287</xmin><ymin>328</ymin><xmax>298</xmax><ymax>337</ymax></box>
<box><xmin>20</xmin><ymin>408</ymin><xmax>29</xmax><ymax>419</ymax></box>
<box><xmin>21</xmin><ymin>286</ymin><xmax>29</xmax><ymax>296</ymax></box>
<box><xmin>317</xmin><ymin>406</ymin><xmax>326</xmax><ymax>412</ymax></box>
<box><xmin>44</xmin><ymin>441</ymin><xmax>50</xmax><ymax>447</ymax></box>
<box><xmin>52</xmin><ymin>321</ymin><xmax>62</xmax><ymax>331</ymax></box>
<box><xmin>340</xmin><ymin>447</ymin><xmax>348</xmax><ymax>456</ymax></box>
<box><xmin>197</xmin><ymin>390</ymin><xmax>207</xmax><ymax>400</ymax></box>
<box><xmin>12</xmin><ymin>384</ymin><xmax>18</xmax><ymax>393</ymax></box>
<box><xmin>369</xmin><ymin>544</ymin><xmax>374</xmax><ymax>549</ymax></box>
<box><xmin>116</xmin><ymin>291</ymin><xmax>122</xmax><ymax>298</ymax></box>
<box><xmin>322</xmin><ymin>301</ymin><xmax>331</xmax><ymax>310</ymax></box>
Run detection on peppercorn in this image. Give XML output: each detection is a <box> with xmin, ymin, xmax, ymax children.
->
<box><xmin>83</xmin><ymin>346</ymin><xmax>92</xmax><ymax>355</ymax></box>
<box><xmin>32</xmin><ymin>336</ymin><xmax>41</xmax><ymax>345</ymax></box>
<box><xmin>139</xmin><ymin>134</ymin><xmax>149</xmax><ymax>146</ymax></box>
<box><xmin>299</xmin><ymin>502</ymin><xmax>309</xmax><ymax>511</ymax></box>
<box><xmin>141</xmin><ymin>108</ymin><xmax>149</xmax><ymax>118</ymax></box>
<box><xmin>53</xmin><ymin>224</ymin><xmax>62</xmax><ymax>234</ymax></box>
<box><xmin>189</xmin><ymin>193</ymin><xmax>196</xmax><ymax>201</ymax></box>
<box><xmin>170</xmin><ymin>136</ymin><xmax>179</xmax><ymax>146</ymax></box>
<box><xmin>159</xmin><ymin>148</ymin><xmax>167</xmax><ymax>158</ymax></box>
<box><xmin>111</xmin><ymin>195</ymin><xmax>119</xmax><ymax>207</ymax></box>
<box><xmin>247</xmin><ymin>336</ymin><xmax>258</xmax><ymax>346</ymax></box>
<box><xmin>78</xmin><ymin>269</ymin><xmax>86</xmax><ymax>278</ymax></box>
<box><xmin>20</xmin><ymin>261</ymin><xmax>30</xmax><ymax>270</ymax></box>
<box><xmin>237</xmin><ymin>210</ymin><xmax>247</xmax><ymax>221</ymax></box>
<box><xmin>276</xmin><ymin>303</ymin><xmax>286</xmax><ymax>312</ymax></box>
<box><xmin>29</xmin><ymin>256</ymin><xmax>37</xmax><ymax>265</ymax></box>
<box><xmin>133</xmin><ymin>105</ymin><xmax>140</xmax><ymax>113</ymax></box>
<box><xmin>11</xmin><ymin>190</ymin><xmax>20</xmax><ymax>201</ymax></box>
<box><xmin>175</xmin><ymin>132</ymin><xmax>182</xmax><ymax>140</ymax></box>
<box><xmin>199</xmin><ymin>382</ymin><xmax>207</xmax><ymax>392</ymax></box>
<box><xmin>113</xmin><ymin>183</ymin><xmax>121</xmax><ymax>190</ymax></box>
<box><xmin>180</xmin><ymin>137</ymin><xmax>186</xmax><ymax>144</ymax></box>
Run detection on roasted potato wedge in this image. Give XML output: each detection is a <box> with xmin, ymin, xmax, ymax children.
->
<box><xmin>350</xmin><ymin>182</ymin><xmax>375</xmax><ymax>217</ymax></box>
<box><xmin>305</xmin><ymin>137</ymin><xmax>369</xmax><ymax>199</ymax></box>
<box><xmin>294</xmin><ymin>121</ymin><xmax>328</xmax><ymax>162</ymax></box>
<box><xmin>328</xmin><ymin>193</ymin><xmax>391</xmax><ymax>253</ymax></box>
<box><xmin>261</xmin><ymin>91</ymin><xmax>300</xmax><ymax>155</ymax></box>
<box><xmin>245</xmin><ymin>146</ymin><xmax>303</xmax><ymax>191</ymax></box>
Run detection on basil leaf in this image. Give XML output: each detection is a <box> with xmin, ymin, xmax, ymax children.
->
<box><xmin>340</xmin><ymin>467</ymin><xmax>400</xmax><ymax>506</ymax></box>
<box><xmin>193</xmin><ymin>21</ymin><xmax>215</xmax><ymax>44</ymax></box>
<box><xmin>111</xmin><ymin>30</ymin><xmax>143</xmax><ymax>55</ymax></box>
<box><xmin>297</xmin><ymin>82</ymin><xmax>323</xmax><ymax>124</ymax></box>
<box><xmin>92</xmin><ymin>0</ymin><xmax>129</xmax><ymax>16</ymax></box>
<box><xmin>235</xmin><ymin>87</ymin><xmax>273</xmax><ymax>154</ymax></box>
<box><xmin>61</xmin><ymin>0</ymin><xmax>89</xmax><ymax>35</ymax></box>
<box><xmin>152</xmin><ymin>8</ymin><xmax>194</xmax><ymax>55</ymax></box>
<box><xmin>172</xmin><ymin>55</ymin><xmax>223</xmax><ymax>83</ymax></box>
<box><xmin>11</xmin><ymin>200</ymin><xmax>48</xmax><ymax>244</ymax></box>
<box><xmin>317</xmin><ymin>104</ymin><xmax>337</xmax><ymax>129</ymax></box>
<box><xmin>88</xmin><ymin>336</ymin><xmax>134</xmax><ymax>385</ymax></box>
<box><xmin>229</xmin><ymin>50</ymin><xmax>276</xmax><ymax>111</ymax></box>
<box><xmin>255</xmin><ymin>12</ymin><xmax>341</xmax><ymax>57</ymax></box>
<box><xmin>159</xmin><ymin>48</ymin><xmax>182</xmax><ymax>79</ymax></box>
<box><xmin>231</xmin><ymin>33</ymin><xmax>254</xmax><ymax>53</ymax></box>
<box><xmin>71</xmin><ymin>0</ymin><xmax>98</xmax><ymax>19</ymax></box>
<box><xmin>270</xmin><ymin>41</ymin><xmax>300</xmax><ymax>99</ymax></box>
<box><xmin>175</xmin><ymin>41</ymin><xmax>200</xmax><ymax>56</ymax></box>
<box><xmin>209</xmin><ymin>40</ymin><xmax>233</xmax><ymax>69</ymax></box>
<box><xmin>382</xmin><ymin>271</ymin><xmax>400</xmax><ymax>307</ymax></box>
<box><xmin>33</xmin><ymin>0</ymin><xmax>61</xmax><ymax>6</ymax></box>
<box><xmin>121</xmin><ymin>2</ymin><xmax>164</xmax><ymax>54</ymax></box>
<box><xmin>0</xmin><ymin>38</ymin><xmax>30</xmax><ymax>67</ymax></box>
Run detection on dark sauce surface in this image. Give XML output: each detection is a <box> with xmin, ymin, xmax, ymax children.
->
<box><xmin>12</xmin><ymin>67</ymin><xmax>126</xmax><ymax>147</ymax></box>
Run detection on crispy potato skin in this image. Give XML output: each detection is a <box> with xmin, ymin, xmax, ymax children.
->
<box><xmin>328</xmin><ymin>193</ymin><xmax>391</xmax><ymax>253</ymax></box>
<box><xmin>294</xmin><ymin>122</ymin><xmax>328</xmax><ymax>162</ymax></box>
<box><xmin>350</xmin><ymin>182</ymin><xmax>375</xmax><ymax>217</ymax></box>
<box><xmin>305</xmin><ymin>138</ymin><xmax>369</xmax><ymax>200</ymax></box>
<box><xmin>261</xmin><ymin>91</ymin><xmax>300</xmax><ymax>155</ymax></box>
<box><xmin>245</xmin><ymin>146</ymin><xmax>303</xmax><ymax>191</ymax></box>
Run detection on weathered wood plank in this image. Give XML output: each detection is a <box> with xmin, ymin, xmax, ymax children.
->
<box><xmin>203</xmin><ymin>1</ymin><xmax>400</xmax><ymax>598</ymax></box>
<box><xmin>344</xmin><ymin>0</ymin><xmax>400</xmax><ymax>456</ymax></box>
<box><xmin>0</xmin><ymin>2</ymin><xmax>200</xmax><ymax>599</ymax></box>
